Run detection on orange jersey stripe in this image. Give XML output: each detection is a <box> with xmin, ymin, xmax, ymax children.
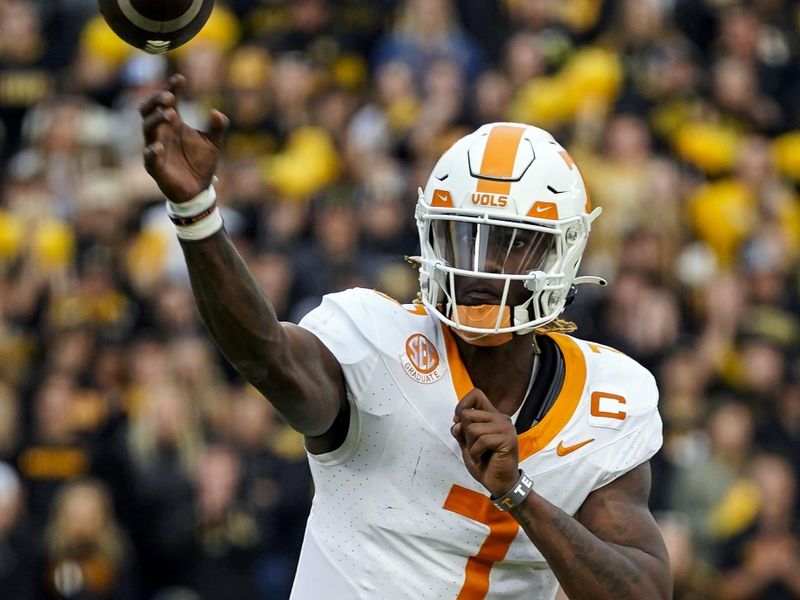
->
<box><xmin>517</xmin><ymin>333</ymin><xmax>587</xmax><ymax>460</ymax></box>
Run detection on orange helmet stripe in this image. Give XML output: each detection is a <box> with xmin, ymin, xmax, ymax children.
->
<box><xmin>475</xmin><ymin>125</ymin><xmax>525</xmax><ymax>195</ymax></box>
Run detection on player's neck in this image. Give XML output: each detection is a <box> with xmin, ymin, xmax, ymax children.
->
<box><xmin>454</xmin><ymin>332</ymin><xmax>537</xmax><ymax>416</ymax></box>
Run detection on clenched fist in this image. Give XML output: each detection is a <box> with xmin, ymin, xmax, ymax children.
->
<box><xmin>139</xmin><ymin>74</ymin><xmax>228</xmax><ymax>203</ymax></box>
<box><xmin>452</xmin><ymin>389</ymin><xmax>520</xmax><ymax>498</ymax></box>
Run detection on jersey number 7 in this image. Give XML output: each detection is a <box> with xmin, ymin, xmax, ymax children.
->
<box><xmin>443</xmin><ymin>485</ymin><xmax>520</xmax><ymax>599</ymax></box>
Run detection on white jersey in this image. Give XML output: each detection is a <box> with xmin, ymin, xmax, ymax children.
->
<box><xmin>293</xmin><ymin>288</ymin><xmax>662</xmax><ymax>600</ymax></box>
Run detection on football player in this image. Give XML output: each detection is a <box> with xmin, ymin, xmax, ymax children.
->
<box><xmin>140</xmin><ymin>74</ymin><xmax>671</xmax><ymax>600</ymax></box>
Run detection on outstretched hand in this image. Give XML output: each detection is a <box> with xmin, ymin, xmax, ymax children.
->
<box><xmin>139</xmin><ymin>74</ymin><xmax>229</xmax><ymax>203</ymax></box>
<box><xmin>452</xmin><ymin>389</ymin><xmax>520</xmax><ymax>498</ymax></box>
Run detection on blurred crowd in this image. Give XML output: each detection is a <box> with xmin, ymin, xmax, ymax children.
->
<box><xmin>0</xmin><ymin>0</ymin><xmax>799</xmax><ymax>598</ymax></box>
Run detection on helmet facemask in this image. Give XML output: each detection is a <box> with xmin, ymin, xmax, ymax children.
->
<box><xmin>417</xmin><ymin>192</ymin><xmax>600</xmax><ymax>342</ymax></box>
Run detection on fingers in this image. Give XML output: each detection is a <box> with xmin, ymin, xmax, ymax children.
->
<box><xmin>143</xmin><ymin>140</ymin><xmax>164</xmax><ymax>172</ymax></box>
<box><xmin>139</xmin><ymin>86</ymin><xmax>178</xmax><ymax>150</ymax></box>
<box><xmin>459</xmin><ymin>418</ymin><xmax>513</xmax><ymax>447</ymax></box>
<box><xmin>206</xmin><ymin>109</ymin><xmax>230</xmax><ymax>147</ymax></box>
<box><xmin>452</xmin><ymin>387</ymin><xmax>511</xmax><ymax>441</ymax></box>
<box><xmin>451</xmin><ymin>407</ymin><xmax>516</xmax><ymax>464</ymax></box>
<box><xmin>138</xmin><ymin>90</ymin><xmax>177</xmax><ymax>119</ymax></box>
<box><xmin>137</xmin><ymin>73</ymin><xmax>185</xmax><ymax>117</ymax></box>
<box><xmin>167</xmin><ymin>73</ymin><xmax>186</xmax><ymax>95</ymax></box>
<box><xmin>455</xmin><ymin>407</ymin><xmax>502</xmax><ymax>426</ymax></box>
<box><xmin>142</xmin><ymin>105</ymin><xmax>176</xmax><ymax>136</ymax></box>
<box><xmin>138</xmin><ymin>73</ymin><xmax>184</xmax><ymax>145</ymax></box>
<box><xmin>138</xmin><ymin>74</ymin><xmax>184</xmax><ymax>117</ymax></box>
<box><xmin>141</xmin><ymin>107</ymin><xmax>175</xmax><ymax>129</ymax></box>
<box><xmin>461</xmin><ymin>420</ymin><xmax>507</xmax><ymax>449</ymax></box>
<box><xmin>451</xmin><ymin>421</ymin><xmax>464</xmax><ymax>444</ymax></box>
<box><xmin>452</xmin><ymin>390</ymin><xmax>520</xmax><ymax>493</ymax></box>
<box><xmin>465</xmin><ymin>433</ymin><xmax>511</xmax><ymax>464</ymax></box>
<box><xmin>451</xmin><ymin>406</ymin><xmax>509</xmax><ymax>451</ymax></box>
<box><xmin>454</xmin><ymin>388</ymin><xmax>498</xmax><ymax>422</ymax></box>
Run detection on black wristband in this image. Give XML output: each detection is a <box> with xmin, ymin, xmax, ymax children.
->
<box><xmin>491</xmin><ymin>470</ymin><xmax>534</xmax><ymax>511</ymax></box>
<box><xmin>168</xmin><ymin>201</ymin><xmax>217</xmax><ymax>226</ymax></box>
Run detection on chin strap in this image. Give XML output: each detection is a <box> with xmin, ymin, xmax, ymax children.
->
<box><xmin>513</xmin><ymin>296</ymin><xmax>537</xmax><ymax>336</ymax></box>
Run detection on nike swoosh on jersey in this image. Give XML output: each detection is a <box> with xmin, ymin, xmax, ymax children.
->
<box><xmin>556</xmin><ymin>438</ymin><xmax>595</xmax><ymax>456</ymax></box>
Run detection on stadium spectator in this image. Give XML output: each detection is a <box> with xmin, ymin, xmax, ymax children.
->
<box><xmin>718</xmin><ymin>453</ymin><xmax>800</xmax><ymax>599</ymax></box>
<box><xmin>40</xmin><ymin>478</ymin><xmax>134</xmax><ymax>599</ymax></box>
<box><xmin>189</xmin><ymin>443</ymin><xmax>260</xmax><ymax>599</ymax></box>
<box><xmin>670</xmin><ymin>401</ymin><xmax>756</xmax><ymax>562</ymax></box>
<box><xmin>16</xmin><ymin>374</ymin><xmax>92</xmax><ymax>527</ymax></box>
<box><xmin>0</xmin><ymin>0</ymin><xmax>55</xmax><ymax>164</ymax></box>
<box><xmin>755</xmin><ymin>381</ymin><xmax>800</xmax><ymax>484</ymax></box>
<box><xmin>121</xmin><ymin>378</ymin><xmax>200</xmax><ymax>595</ymax></box>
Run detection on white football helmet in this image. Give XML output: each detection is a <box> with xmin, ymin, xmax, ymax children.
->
<box><xmin>414</xmin><ymin>122</ymin><xmax>605</xmax><ymax>344</ymax></box>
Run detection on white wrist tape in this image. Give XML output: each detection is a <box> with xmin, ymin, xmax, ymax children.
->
<box><xmin>166</xmin><ymin>180</ymin><xmax>224</xmax><ymax>241</ymax></box>
<box><xmin>165</xmin><ymin>177</ymin><xmax>218</xmax><ymax>219</ymax></box>
<box><xmin>174</xmin><ymin>208</ymin><xmax>224</xmax><ymax>240</ymax></box>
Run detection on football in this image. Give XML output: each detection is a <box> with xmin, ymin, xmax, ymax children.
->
<box><xmin>97</xmin><ymin>0</ymin><xmax>215</xmax><ymax>54</ymax></box>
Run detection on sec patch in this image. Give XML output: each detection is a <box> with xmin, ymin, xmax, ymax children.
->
<box><xmin>401</xmin><ymin>333</ymin><xmax>445</xmax><ymax>384</ymax></box>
